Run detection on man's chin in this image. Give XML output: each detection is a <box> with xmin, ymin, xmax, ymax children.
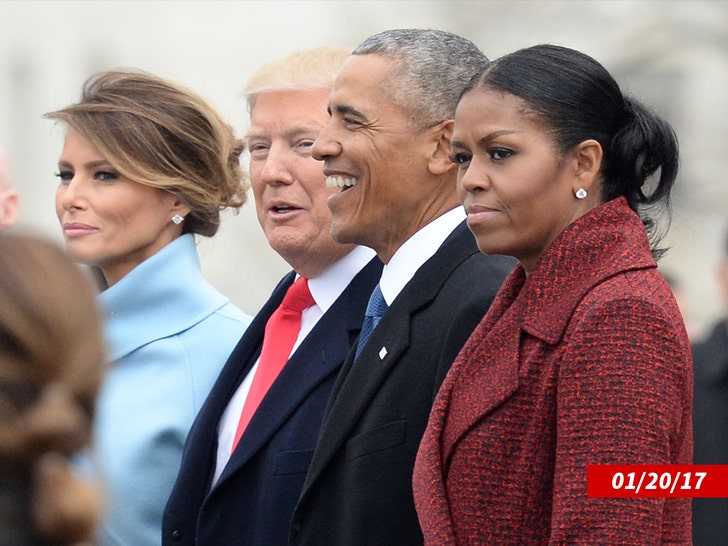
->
<box><xmin>329</xmin><ymin>221</ymin><xmax>356</xmax><ymax>247</ymax></box>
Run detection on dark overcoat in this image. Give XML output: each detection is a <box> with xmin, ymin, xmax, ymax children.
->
<box><xmin>290</xmin><ymin>222</ymin><xmax>515</xmax><ymax>545</ymax></box>
<box><xmin>162</xmin><ymin>258</ymin><xmax>382</xmax><ymax>546</ymax></box>
<box><xmin>692</xmin><ymin>318</ymin><xmax>728</xmax><ymax>546</ymax></box>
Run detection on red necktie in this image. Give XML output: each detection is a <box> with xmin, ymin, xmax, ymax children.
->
<box><xmin>231</xmin><ymin>277</ymin><xmax>315</xmax><ymax>451</ymax></box>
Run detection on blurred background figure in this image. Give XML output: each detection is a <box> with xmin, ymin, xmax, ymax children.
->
<box><xmin>45</xmin><ymin>69</ymin><xmax>252</xmax><ymax>546</ymax></box>
<box><xmin>0</xmin><ymin>146</ymin><xmax>19</xmax><ymax>230</ymax></box>
<box><xmin>0</xmin><ymin>232</ymin><xmax>106</xmax><ymax>546</ymax></box>
<box><xmin>692</xmin><ymin>222</ymin><xmax>728</xmax><ymax>546</ymax></box>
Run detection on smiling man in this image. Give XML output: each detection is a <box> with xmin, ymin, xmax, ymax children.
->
<box><xmin>289</xmin><ymin>29</ymin><xmax>515</xmax><ymax>545</ymax></box>
<box><xmin>162</xmin><ymin>48</ymin><xmax>382</xmax><ymax>546</ymax></box>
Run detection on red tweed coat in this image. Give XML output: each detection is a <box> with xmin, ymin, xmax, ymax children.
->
<box><xmin>413</xmin><ymin>197</ymin><xmax>693</xmax><ymax>545</ymax></box>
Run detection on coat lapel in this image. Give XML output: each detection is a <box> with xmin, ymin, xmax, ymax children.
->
<box><xmin>301</xmin><ymin>224</ymin><xmax>479</xmax><ymax>494</ymax></box>
<box><xmin>437</xmin><ymin>198</ymin><xmax>659</xmax><ymax>459</ymax></box>
<box><xmin>439</xmin><ymin>293</ymin><xmax>523</xmax><ymax>457</ymax></box>
<box><xmin>201</xmin><ymin>273</ymin><xmax>293</xmax><ymax>423</ymax></box>
<box><xmin>181</xmin><ymin>273</ymin><xmax>293</xmax><ymax>490</ymax></box>
<box><xmin>214</xmin><ymin>259</ymin><xmax>382</xmax><ymax>487</ymax></box>
<box><xmin>216</xmin><ymin>302</ymin><xmax>353</xmax><ymax>483</ymax></box>
<box><xmin>310</xmin><ymin>301</ymin><xmax>412</xmax><ymax>464</ymax></box>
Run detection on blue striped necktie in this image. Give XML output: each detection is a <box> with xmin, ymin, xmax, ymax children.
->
<box><xmin>355</xmin><ymin>284</ymin><xmax>388</xmax><ymax>358</ymax></box>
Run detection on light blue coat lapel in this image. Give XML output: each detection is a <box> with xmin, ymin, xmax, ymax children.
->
<box><xmin>100</xmin><ymin>234</ymin><xmax>228</xmax><ymax>362</ymax></box>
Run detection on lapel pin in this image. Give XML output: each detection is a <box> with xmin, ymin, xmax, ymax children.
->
<box><xmin>379</xmin><ymin>347</ymin><xmax>388</xmax><ymax>360</ymax></box>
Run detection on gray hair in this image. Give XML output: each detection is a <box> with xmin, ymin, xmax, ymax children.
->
<box><xmin>353</xmin><ymin>29</ymin><xmax>488</xmax><ymax>128</ymax></box>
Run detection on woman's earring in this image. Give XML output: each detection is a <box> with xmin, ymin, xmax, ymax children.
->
<box><xmin>574</xmin><ymin>188</ymin><xmax>587</xmax><ymax>199</ymax></box>
<box><xmin>171</xmin><ymin>214</ymin><xmax>184</xmax><ymax>225</ymax></box>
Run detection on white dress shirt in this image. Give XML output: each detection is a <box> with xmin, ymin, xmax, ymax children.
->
<box><xmin>379</xmin><ymin>206</ymin><xmax>466</xmax><ymax>305</ymax></box>
<box><xmin>213</xmin><ymin>245</ymin><xmax>376</xmax><ymax>482</ymax></box>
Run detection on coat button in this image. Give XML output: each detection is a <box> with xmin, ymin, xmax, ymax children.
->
<box><xmin>171</xmin><ymin>529</ymin><xmax>182</xmax><ymax>541</ymax></box>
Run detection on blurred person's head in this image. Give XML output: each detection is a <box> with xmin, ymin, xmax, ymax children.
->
<box><xmin>0</xmin><ymin>232</ymin><xmax>106</xmax><ymax>545</ymax></box>
<box><xmin>0</xmin><ymin>146</ymin><xmax>20</xmax><ymax>230</ymax></box>
<box><xmin>312</xmin><ymin>29</ymin><xmax>489</xmax><ymax>263</ymax></box>
<box><xmin>718</xmin><ymin>223</ymin><xmax>728</xmax><ymax>313</ymax></box>
<box><xmin>244</xmin><ymin>47</ymin><xmax>356</xmax><ymax>278</ymax></box>
<box><xmin>45</xmin><ymin>69</ymin><xmax>248</xmax><ymax>286</ymax></box>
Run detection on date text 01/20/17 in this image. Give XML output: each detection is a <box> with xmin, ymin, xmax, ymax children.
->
<box><xmin>588</xmin><ymin>465</ymin><xmax>728</xmax><ymax>498</ymax></box>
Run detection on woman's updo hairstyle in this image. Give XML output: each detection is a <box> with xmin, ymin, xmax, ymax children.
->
<box><xmin>45</xmin><ymin>69</ymin><xmax>249</xmax><ymax>237</ymax></box>
<box><xmin>463</xmin><ymin>44</ymin><xmax>679</xmax><ymax>256</ymax></box>
<box><xmin>0</xmin><ymin>232</ymin><xmax>106</xmax><ymax>544</ymax></box>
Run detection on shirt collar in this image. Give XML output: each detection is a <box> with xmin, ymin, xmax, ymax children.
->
<box><xmin>379</xmin><ymin>206</ymin><xmax>466</xmax><ymax>305</ymax></box>
<box><xmin>306</xmin><ymin>245</ymin><xmax>377</xmax><ymax>313</ymax></box>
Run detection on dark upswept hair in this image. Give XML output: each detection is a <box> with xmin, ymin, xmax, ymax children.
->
<box><xmin>464</xmin><ymin>44</ymin><xmax>679</xmax><ymax>257</ymax></box>
<box><xmin>45</xmin><ymin>69</ymin><xmax>248</xmax><ymax>237</ymax></box>
<box><xmin>354</xmin><ymin>29</ymin><xmax>489</xmax><ymax>128</ymax></box>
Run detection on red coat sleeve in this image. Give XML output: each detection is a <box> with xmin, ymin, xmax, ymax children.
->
<box><xmin>552</xmin><ymin>288</ymin><xmax>693</xmax><ymax>544</ymax></box>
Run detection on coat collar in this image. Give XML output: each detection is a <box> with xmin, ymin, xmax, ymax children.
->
<box><xmin>438</xmin><ymin>197</ymin><xmax>659</xmax><ymax>457</ymax></box>
<box><xmin>516</xmin><ymin>197</ymin><xmax>657</xmax><ymax>345</ymax></box>
<box><xmin>100</xmin><ymin>234</ymin><xmax>229</xmax><ymax>361</ymax></box>
<box><xmin>300</xmin><ymin>222</ymin><xmax>480</xmax><ymax>495</ymax></box>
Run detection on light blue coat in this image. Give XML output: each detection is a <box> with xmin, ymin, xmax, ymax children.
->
<box><xmin>91</xmin><ymin>234</ymin><xmax>251</xmax><ymax>546</ymax></box>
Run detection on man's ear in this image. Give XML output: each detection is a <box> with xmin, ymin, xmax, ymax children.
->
<box><xmin>571</xmin><ymin>139</ymin><xmax>603</xmax><ymax>195</ymax></box>
<box><xmin>0</xmin><ymin>190</ymin><xmax>19</xmax><ymax>230</ymax></box>
<box><xmin>427</xmin><ymin>120</ymin><xmax>456</xmax><ymax>176</ymax></box>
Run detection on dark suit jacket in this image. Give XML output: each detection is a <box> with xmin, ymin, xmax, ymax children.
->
<box><xmin>289</xmin><ymin>222</ymin><xmax>515</xmax><ymax>545</ymax></box>
<box><xmin>414</xmin><ymin>198</ymin><xmax>693</xmax><ymax>545</ymax></box>
<box><xmin>692</xmin><ymin>319</ymin><xmax>728</xmax><ymax>546</ymax></box>
<box><xmin>162</xmin><ymin>258</ymin><xmax>382</xmax><ymax>546</ymax></box>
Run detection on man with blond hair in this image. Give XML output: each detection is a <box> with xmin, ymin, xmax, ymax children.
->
<box><xmin>163</xmin><ymin>48</ymin><xmax>382</xmax><ymax>546</ymax></box>
<box><xmin>0</xmin><ymin>146</ymin><xmax>19</xmax><ymax>230</ymax></box>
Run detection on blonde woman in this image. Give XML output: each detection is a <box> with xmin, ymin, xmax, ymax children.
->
<box><xmin>46</xmin><ymin>70</ymin><xmax>252</xmax><ymax>546</ymax></box>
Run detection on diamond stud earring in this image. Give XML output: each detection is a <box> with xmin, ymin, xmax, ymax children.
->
<box><xmin>575</xmin><ymin>188</ymin><xmax>587</xmax><ymax>199</ymax></box>
<box><xmin>171</xmin><ymin>214</ymin><xmax>184</xmax><ymax>225</ymax></box>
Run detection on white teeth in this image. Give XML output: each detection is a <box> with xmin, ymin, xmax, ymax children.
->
<box><xmin>326</xmin><ymin>175</ymin><xmax>358</xmax><ymax>189</ymax></box>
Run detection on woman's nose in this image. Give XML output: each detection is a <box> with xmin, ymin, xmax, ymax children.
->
<box><xmin>57</xmin><ymin>176</ymin><xmax>86</xmax><ymax>210</ymax></box>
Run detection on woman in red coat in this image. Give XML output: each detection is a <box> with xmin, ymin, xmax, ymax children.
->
<box><xmin>413</xmin><ymin>44</ymin><xmax>692</xmax><ymax>545</ymax></box>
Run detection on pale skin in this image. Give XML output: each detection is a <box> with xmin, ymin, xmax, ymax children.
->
<box><xmin>311</xmin><ymin>54</ymin><xmax>458</xmax><ymax>264</ymax></box>
<box><xmin>0</xmin><ymin>147</ymin><xmax>19</xmax><ymax>230</ymax></box>
<box><xmin>452</xmin><ymin>87</ymin><xmax>603</xmax><ymax>275</ymax></box>
<box><xmin>246</xmin><ymin>89</ymin><xmax>355</xmax><ymax>279</ymax></box>
<box><xmin>718</xmin><ymin>259</ymin><xmax>728</xmax><ymax>315</ymax></box>
<box><xmin>55</xmin><ymin>128</ymin><xmax>190</xmax><ymax>286</ymax></box>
